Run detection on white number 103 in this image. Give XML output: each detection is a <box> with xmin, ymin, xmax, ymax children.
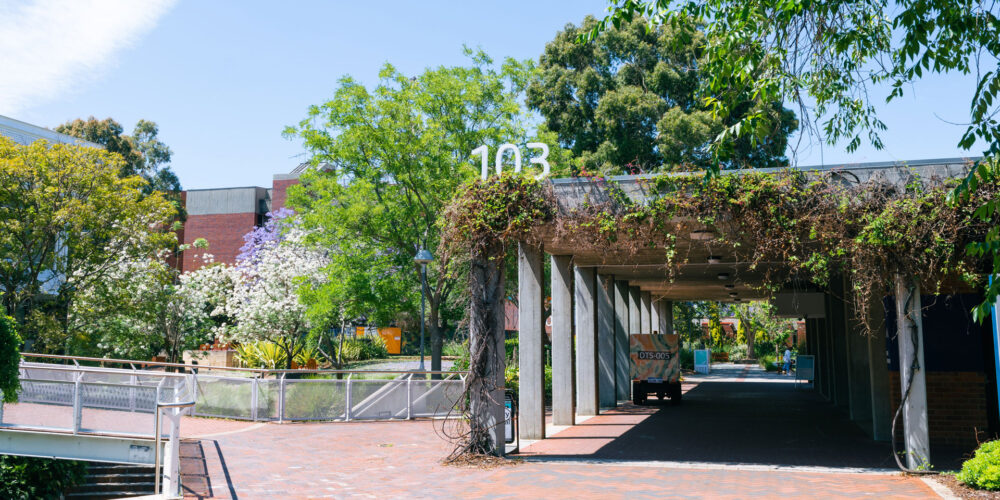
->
<box><xmin>471</xmin><ymin>143</ymin><xmax>550</xmax><ymax>180</ymax></box>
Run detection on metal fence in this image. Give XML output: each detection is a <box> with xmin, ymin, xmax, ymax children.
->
<box><xmin>7</xmin><ymin>354</ymin><xmax>467</xmax><ymax>425</ymax></box>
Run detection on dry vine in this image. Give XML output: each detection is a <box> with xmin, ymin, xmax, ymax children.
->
<box><xmin>440</xmin><ymin>163</ymin><xmax>998</xmax><ymax>459</ymax></box>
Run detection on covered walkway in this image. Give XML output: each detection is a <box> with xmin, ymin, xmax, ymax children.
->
<box><xmin>520</xmin><ymin>364</ymin><xmax>905</xmax><ymax>470</ymax></box>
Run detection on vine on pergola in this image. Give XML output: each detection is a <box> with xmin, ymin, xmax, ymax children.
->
<box><xmin>440</xmin><ymin>163</ymin><xmax>998</xmax><ymax>458</ymax></box>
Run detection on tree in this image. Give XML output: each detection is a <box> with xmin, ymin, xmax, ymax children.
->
<box><xmin>285</xmin><ymin>49</ymin><xmax>534</xmax><ymax>372</ymax></box>
<box><xmin>595</xmin><ymin>0</ymin><xmax>1000</xmax><ymax>317</ymax></box>
<box><xmin>527</xmin><ymin>15</ymin><xmax>797</xmax><ymax>175</ymax></box>
<box><xmin>56</xmin><ymin>117</ymin><xmax>181</xmax><ymax>192</ymax></box>
<box><xmin>69</xmin><ymin>245</ymin><xmax>213</xmax><ymax>364</ymax></box>
<box><xmin>208</xmin><ymin>211</ymin><xmax>329</xmax><ymax>369</ymax></box>
<box><xmin>0</xmin><ymin>315</ymin><xmax>20</xmax><ymax>402</ymax></box>
<box><xmin>0</xmin><ymin>137</ymin><xmax>176</xmax><ymax>349</ymax></box>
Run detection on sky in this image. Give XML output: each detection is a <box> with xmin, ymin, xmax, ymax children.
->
<box><xmin>1</xmin><ymin>0</ymin><xmax>986</xmax><ymax>189</ymax></box>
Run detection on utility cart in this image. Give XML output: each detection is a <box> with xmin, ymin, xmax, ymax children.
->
<box><xmin>630</xmin><ymin>333</ymin><xmax>682</xmax><ymax>405</ymax></box>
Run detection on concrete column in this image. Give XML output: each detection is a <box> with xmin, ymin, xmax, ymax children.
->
<box><xmin>550</xmin><ymin>255</ymin><xmax>574</xmax><ymax>427</ymax></box>
<box><xmin>651</xmin><ymin>297</ymin><xmax>661</xmax><ymax>335</ymax></box>
<box><xmin>895</xmin><ymin>275</ymin><xmax>930</xmax><ymax>469</ymax></box>
<box><xmin>468</xmin><ymin>251</ymin><xmax>506</xmax><ymax>454</ymax></box>
<box><xmin>517</xmin><ymin>243</ymin><xmax>545</xmax><ymax>440</ymax></box>
<box><xmin>574</xmin><ymin>267</ymin><xmax>598</xmax><ymax>416</ymax></box>
<box><xmin>597</xmin><ymin>275</ymin><xmax>617</xmax><ymax>408</ymax></box>
<box><xmin>844</xmin><ymin>276</ymin><xmax>873</xmax><ymax>427</ymax></box>
<box><xmin>867</xmin><ymin>295</ymin><xmax>892</xmax><ymax>441</ymax></box>
<box><xmin>613</xmin><ymin>280</ymin><xmax>630</xmax><ymax>402</ymax></box>
<box><xmin>629</xmin><ymin>287</ymin><xmax>641</xmax><ymax>334</ymax></box>
<box><xmin>829</xmin><ymin>281</ymin><xmax>850</xmax><ymax>409</ymax></box>
<box><xmin>661</xmin><ymin>300</ymin><xmax>674</xmax><ymax>335</ymax></box>
<box><xmin>641</xmin><ymin>291</ymin><xmax>652</xmax><ymax>334</ymax></box>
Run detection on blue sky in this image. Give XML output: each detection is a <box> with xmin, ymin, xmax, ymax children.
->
<box><xmin>3</xmin><ymin>0</ymin><xmax>985</xmax><ymax>189</ymax></box>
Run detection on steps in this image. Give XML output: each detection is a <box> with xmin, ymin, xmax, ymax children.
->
<box><xmin>65</xmin><ymin>463</ymin><xmax>156</xmax><ymax>499</ymax></box>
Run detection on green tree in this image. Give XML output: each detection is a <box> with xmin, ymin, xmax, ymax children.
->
<box><xmin>0</xmin><ymin>136</ymin><xmax>176</xmax><ymax>350</ymax></box>
<box><xmin>0</xmin><ymin>315</ymin><xmax>21</xmax><ymax>403</ymax></box>
<box><xmin>56</xmin><ymin>117</ymin><xmax>181</xmax><ymax>192</ymax></box>
<box><xmin>528</xmin><ymin>15</ymin><xmax>797</xmax><ymax>175</ymax></box>
<box><xmin>595</xmin><ymin>0</ymin><xmax>1000</xmax><ymax>318</ymax></box>
<box><xmin>286</xmin><ymin>50</ymin><xmax>534</xmax><ymax>372</ymax></box>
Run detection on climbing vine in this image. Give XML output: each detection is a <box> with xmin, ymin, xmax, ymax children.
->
<box><xmin>441</xmin><ymin>162</ymin><xmax>998</xmax><ymax>458</ymax></box>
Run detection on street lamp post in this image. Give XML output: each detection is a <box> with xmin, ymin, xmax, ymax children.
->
<box><xmin>413</xmin><ymin>248</ymin><xmax>434</xmax><ymax>372</ymax></box>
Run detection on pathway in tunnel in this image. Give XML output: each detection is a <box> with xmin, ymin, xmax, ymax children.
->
<box><xmin>519</xmin><ymin>364</ymin><xmax>901</xmax><ymax>470</ymax></box>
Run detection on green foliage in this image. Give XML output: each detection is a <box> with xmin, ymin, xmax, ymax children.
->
<box><xmin>678</xmin><ymin>347</ymin><xmax>694</xmax><ymax>370</ymax></box>
<box><xmin>0</xmin><ymin>316</ymin><xmax>21</xmax><ymax>403</ymax></box>
<box><xmin>0</xmin><ymin>136</ymin><xmax>177</xmax><ymax>348</ymax></box>
<box><xmin>336</xmin><ymin>336</ymin><xmax>389</xmax><ymax>362</ymax></box>
<box><xmin>594</xmin><ymin>0</ymin><xmax>1000</xmax><ymax>321</ymax></box>
<box><xmin>529</xmin><ymin>15</ymin><xmax>796</xmax><ymax>175</ymax></box>
<box><xmin>55</xmin><ymin>117</ymin><xmax>180</xmax><ymax>192</ymax></box>
<box><xmin>0</xmin><ymin>456</ymin><xmax>87</xmax><ymax>500</ymax></box>
<box><xmin>442</xmin><ymin>174</ymin><xmax>555</xmax><ymax>258</ymax></box>
<box><xmin>758</xmin><ymin>353</ymin><xmax>779</xmax><ymax>372</ymax></box>
<box><xmin>441</xmin><ymin>340</ymin><xmax>467</xmax><ymax>357</ymax></box>
<box><xmin>287</xmin><ymin>49</ymin><xmax>537</xmax><ymax>371</ymax></box>
<box><xmin>958</xmin><ymin>440</ymin><xmax>1000</xmax><ymax>490</ymax></box>
<box><xmin>235</xmin><ymin>341</ymin><xmax>289</xmax><ymax>370</ymax></box>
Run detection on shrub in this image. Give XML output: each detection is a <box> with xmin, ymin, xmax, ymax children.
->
<box><xmin>0</xmin><ymin>456</ymin><xmax>87</xmax><ymax>499</ymax></box>
<box><xmin>235</xmin><ymin>341</ymin><xmax>287</xmax><ymax>369</ymax></box>
<box><xmin>337</xmin><ymin>336</ymin><xmax>389</xmax><ymax>362</ymax></box>
<box><xmin>958</xmin><ymin>440</ymin><xmax>1000</xmax><ymax>490</ymax></box>
<box><xmin>758</xmin><ymin>353</ymin><xmax>779</xmax><ymax>371</ymax></box>
<box><xmin>442</xmin><ymin>340</ymin><xmax>467</xmax><ymax>357</ymax></box>
<box><xmin>679</xmin><ymin>348</ymin><xmax>694</xmax><ymax>370</ymax></box>
<box><xmin>1</xmin><ymin>315</ymin><xmax>21</xmax><ymax>403</ymax></box>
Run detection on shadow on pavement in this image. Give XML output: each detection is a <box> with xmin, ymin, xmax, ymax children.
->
<box><xmin>522</xmin><ymin>364</ymin><xmax>977</xmax><ymax>470</ymax></box>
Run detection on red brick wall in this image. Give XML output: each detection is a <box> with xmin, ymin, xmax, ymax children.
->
<box><xmin>182</xmin><ymin>212</ymin><xmax>257</xmax><ymax>270</ymax></box>
<box><xmin>889</xmin><ymin>371</ymin><xmax>989</xmax><ymax>449</ymax></box>
<box><xmin>271</xmin><ymin>179</ymin><xmax>299</xmax><ymax>212</ymax></box>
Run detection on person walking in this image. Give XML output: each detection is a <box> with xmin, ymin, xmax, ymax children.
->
<box><xmin>782</xmin><ymin>346</ymin><xmax>792</xmax><ymax>375</ymax></box>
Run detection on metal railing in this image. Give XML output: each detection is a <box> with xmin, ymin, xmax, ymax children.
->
<box><xmin>15</xmin><ymin>353</ymin><xmax>467</xmax><ymax>423</ymax></box>
<box><xmin>154</xmin><ymin>399</ymin><xmax>195</xmax><ymax>495</ymax></box>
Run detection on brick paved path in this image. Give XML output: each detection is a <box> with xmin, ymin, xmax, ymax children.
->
<box><xmin>178</xmin><ymin>418</ymin><xmax>940</xmax><ymax>499</ymax></box>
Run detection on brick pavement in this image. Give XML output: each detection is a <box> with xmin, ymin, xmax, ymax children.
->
<box><xmin>180</xmin><ymin>418</ymin><xmax>941</xmax><ymax>499</ymax></box>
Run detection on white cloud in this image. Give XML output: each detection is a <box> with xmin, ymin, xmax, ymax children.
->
<box><xmin>0</xmin><ymin>0</ymin><xmax>177</xmax><ymax>114</ymax></box>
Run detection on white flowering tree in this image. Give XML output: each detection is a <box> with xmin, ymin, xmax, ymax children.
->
<box><xmin>210</xmin><ymin>210</ymin><xmax>329</xmax><ymax>369</ymax></box>
<box><xmin>70</xmin><ymin>243</ymin><xmax>214</xmax><ymax>364</ymax></box>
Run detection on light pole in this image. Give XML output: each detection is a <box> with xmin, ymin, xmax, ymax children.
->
<box><xmin>414</xmin><ymin>248</ymin><xmax>434</xmax><ymax>372</ymax></box>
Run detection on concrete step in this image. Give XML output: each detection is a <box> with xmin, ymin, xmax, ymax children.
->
<box><xmin>65</xmin><ymin>462</ymin><xmax>156</xmax><ymax>499</ymax></box>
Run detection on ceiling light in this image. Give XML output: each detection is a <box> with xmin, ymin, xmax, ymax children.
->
<box><xmin>733</xmin><ymin>298</ymin><xmax>742</xmax><ymax>302</ymax></box>
<box><xmin>707</xmin><ymin>255</ymin><xmax>722</xmax><ymax>264</ymax></box>
<box><xmin>717</xmin><ymin>272</ymin><xmax>730</xmax><ymax>280</ymax></box>
<box><xmin>728</xmin><ymin>292</ymin><xmax>738</xmax><ymax>297</ymax></box>
<box><xmin>724</xmin><ymin>284</ymin><xmax>735</xmax><ymax>289</ymax></box>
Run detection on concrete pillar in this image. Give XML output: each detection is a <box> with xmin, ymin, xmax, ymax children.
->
<box><xmin>628</xmin><ymin>287</ymin><xmax>641</xmax><ymax>334</ymax></box>
<box><xmin>867</xmin><ymin>295</ymin><xmax>892</xmax><ymax>441</ymax></box>
<box><xmin>517</xmin><ymin>243</ymin><xmax>545</xmax><ymax>440</ymax></box>
<box><xmin>661</xmin><ymin>300</ymin><xmax>674</xmax><ymax>335</ymax></box>
<box><xmin>597</xmin><ymin>275</ymin><xmax>617</xmax><ymax>408</ymax></box>
<box><xmin>468</xmin><ymin>251</ymin><xmax>506</xmax><ymax>454</ymax></box>
<box><xmin>651</xmin><ymin>297</ymin><xmax>661</xmax><ymax>335</ymax></box>
<box><xmin>828</xmin><ymin>281</ymin><xmax>850</xmax><ymax>409</ymax></box>
<box><xmin>574</xmin><ymin>267</ymin><xmax>598</xmax><ymax>416</ymax></box>
<box><xmin>844</xmin><ymin>276</ymin><xmax>873</xmax><ymax>427</ymax></box>
<box><xmin>613</xmin><ymin>280</ymin><xmax>630</xmax><ymax>402</ymax></box>
<box><xmin>550</xmin><ymin>255</ymin><xmax>574</xmax><ymax>427</ymax></box>
<box><xmin>895</xmin><ymin>275</ymin><xmax>930</xmax><ymax>468</ymax></box>
<box><xmin>641</xmin><ymin>291</ymin><xmax>652</xmax><ymax>334</ymax></box>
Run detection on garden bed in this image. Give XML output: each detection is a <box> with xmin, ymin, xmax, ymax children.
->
<box><xmin>938</xmin><ymin>474</ymin><xmax>1000</xmax><ymax>499</ymax></box>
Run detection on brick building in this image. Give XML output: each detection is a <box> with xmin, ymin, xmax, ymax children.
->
<box><xmin>178</xmin><ymin>163</ymin><xmax>318</xmax><ymax>271</ymax></box>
